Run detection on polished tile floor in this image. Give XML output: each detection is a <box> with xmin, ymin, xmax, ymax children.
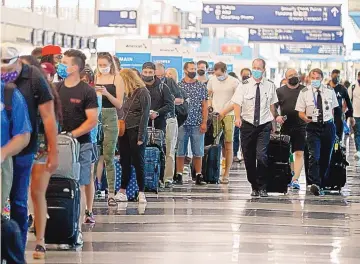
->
<box><xmin>27</xmin><ymin>138</ymin><xmax>360</xmax><ymax>264</ymax></box>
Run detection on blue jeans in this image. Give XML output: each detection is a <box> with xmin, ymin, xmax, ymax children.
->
<box><xmin>354</xmin><ymin>117</ymin><xmax>360</xmax><ymax>152</ymax></box>
<box><xmin>10</xmin><ymin>153</ymin><xmax>34</xmax><ymax>253</ymax></box>
<box><xmin>177</xmin><ymin>125</ymin><xmax>205</xmax><ymax>157</ymax></box>
<box><xmin>233</xmin><ymin>126</ymin><xmax>240</xmax><ymax>156</ymax></box>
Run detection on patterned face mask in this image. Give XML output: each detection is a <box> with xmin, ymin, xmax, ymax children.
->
<box><xmin>1</xmin><ymin>71</ymin><xmax>19</xmax><ymax>83</ymax></box>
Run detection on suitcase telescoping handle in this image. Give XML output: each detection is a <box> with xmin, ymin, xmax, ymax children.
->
<box><xmin>213</xmin><ymin>112</ymin><xmax>222</xmax><ymax>145</ymax></box>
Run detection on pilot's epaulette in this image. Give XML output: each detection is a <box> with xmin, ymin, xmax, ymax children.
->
<box><xmin>301</xmin><ymin>87</ymin><xmax>308</xmax><ymax>92</ymax></box>
<box><xmin>242</xmin><ymin>80</ymin><xmax>249</xmax><ymax>85</ymax></box>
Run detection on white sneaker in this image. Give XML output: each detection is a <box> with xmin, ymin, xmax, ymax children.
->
<box><xmin>114</xmin><ymin>192</ymin><xmax>128</xmax><ymax>202</ymax></box>
<box><xmin>354</xmin><ymin>152</ymin><xmax>360</xmax><ymax>161</ymax></box>
<box><xmin>138</xmin><ymin>192</ymin><xmax>147</xmax><ymax>204</ymax></box>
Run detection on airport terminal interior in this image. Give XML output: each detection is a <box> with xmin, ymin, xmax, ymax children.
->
<box><xmin>2</xmin><ymin>0</ymin><xmax>360</xmax><ymax>263</ymax></box>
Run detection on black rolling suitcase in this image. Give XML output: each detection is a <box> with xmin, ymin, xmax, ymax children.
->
<box><xmin>267</xmin><ymin>133</ymin><xmax>292</xmax><ymax>193</ymax></box>
<box><xmin>44</xmin><ymin>176</ymin><xmax>81</xmax><ymax>246</ymax></box>
<box><xmin>323</xmin><ymin>140</ymin><xmax>348</xmax><ymax>192</ymax></box>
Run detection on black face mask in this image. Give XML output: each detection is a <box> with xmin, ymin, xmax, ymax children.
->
<box><xmin>142</xmin><ymin>75</ymin><xmax>154</xmax><ymax>83</ymax></box>
<box><xmin>242</xmin><ymin>76</ymin><xmax>250</xmax><ymax>81</ymax></box>
<box><xmin>332</xmin><ymin>77</ymin><xmax>339</xmax><ymax>84</ymax></box>
<box><xmin>187</xmin><ymin>72</ymin><xmax>196</xmax><ymax>79</ymax></box>
<box><xmin>288</xmin><ymin>76</ymin><xmax>299</xmax><ymax>86</ymax></box>
<box><xmin>197</xmin><ymin>69</ymin><xmax>205</xmax><ymax>76</ymax></box>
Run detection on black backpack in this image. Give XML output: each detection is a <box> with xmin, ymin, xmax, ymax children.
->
<box><xmin>4</xmin><ymin>85</ymin><xmax>15</xmax><ymax>134</ymax></box>
<box><xmin>175</xmin><ymin>88</ymin><xmax>189</xmax><ymax>127</ymax></box>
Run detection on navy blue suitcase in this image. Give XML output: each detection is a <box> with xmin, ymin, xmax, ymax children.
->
<box><xmin>144</xmin><ymin>147</ymin><xmax>160</xmax><ymax>193</ymax></box>
<box><xmin>44</xmin><ymin>177</ymin><xmax>80</xmax><ymax>246</ymax></box>
<box><xmin>202</xmin><ymin>144</ymin><xmax>222</xmax><ymax>183</ymax></box>
<box><xmin>114</xmin><ymin>158</ymin><xmax>139</xmax><ymax>201</ymax></box>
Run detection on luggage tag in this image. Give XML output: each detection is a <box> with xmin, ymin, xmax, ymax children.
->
<box><xmin>334</xmin><ymin>142</ymin><xmax>339</xmax><ymax>151</ymax></box>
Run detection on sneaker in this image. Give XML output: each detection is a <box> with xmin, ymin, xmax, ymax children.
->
<box><xmin>233</xmin><ymin>156</ymin><xmax>241</xmax><ymax>162</ymax></box>
<box><xmin>159</xmin><ymin>181</ymin><xmax>165</xmax><ymax>188</ymax></box>
<box><xmin>354</xmin><ymin>151</ymin><xmax>360</xmax><ymax>161</ymax></box>
<box><xmin>259</xmin><ymin>189</ymin><xmax>269</xmax><ymax>197</ymax></box>
<box><xmin>290</xmin><ymin>180</ymin><xmax>300</xmax><ymax>190</ymax></box>
<box><xmin>310</xmin><ymin>184</ymin><xmax>321</xmax><ymax>196</ymax></box>
<box><xmin>75</xmin><ymin>231</ymin><xmax>83</xmax><ymax>246</ymax></box>
<box><xmin>319</xmin><ymin>189</ymin><xmax>325</xmax><ymax>196</ymax></box>
<box><xmin>174</xmin><ymin>173</ymin><xmax>183</xmax><ymax>185</ymax></box>
<box><xmin>195</xmin><ymin>174</ymin><xmax>207</xmax><ymax>185</ymax></box>
<box><xmin>138</xmin><ymin>192</ymin><xmax>147</xmax><ymax>204</ymax></box>
<box><xmin>165</xmin><ymin>180</ymin><xmax>173</xmax><ymax>188</ymax></box>
<box><xmin>114</xmin><ymin>192</ymin><xmax>128</xmax><ymax>202</ymax></box>
<box><xmin>84</xmin><ymin>210</ymin><xmax>96</xmax><ymax>224</ymax></box>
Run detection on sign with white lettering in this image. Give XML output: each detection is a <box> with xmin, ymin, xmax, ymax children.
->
<box><xmin>115</xmin><ymin>40</ymin><xmax>151</xmax><ymax>72</ymax></box>
<box><xmin>202</xmin><ymin>4</ymin><xmax>342</xmax><ymax>29</ymax></box>
<box><xmin>98</xmin><ymin>10</ymin><xmax>137</xmax><ymax>28</ymax></box>
<box><xmin>249</xmin><ymin>28</ymin><xmax>344</xmax><ymax>45</ymax></box>
<box><xmin>152</xmin><ymin>45</ymin><xmax>183</xmax><ymax>78</ymax></box>
<box><xmin>280</xmin><ymin>45</ymin><xmax>344</xmax><ymax>56</ymax></box>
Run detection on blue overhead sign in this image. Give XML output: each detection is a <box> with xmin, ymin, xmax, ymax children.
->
<box><xmin>280</xmin><ymin>45</ymin><xmax>343</xmax><ymax>56</ymax></box>
<box><xmin>353</xmin><ymin>43</ymin><xmax>360</xmax><ymax>51</ymax></box>
<box><xmin>202</xmin><ymin>4</ymin><xmax>342</xmax><ymax>29</ymax></box>
<box><xmin>116</xmin><ymin>53</ymin><xmax>151</xmax><ymax>72</ymax></box>
<box><xmin>152</xmin><ymin>56</ymin><xmax>183</xmax><ymax>80</ymax></box>
<box><xmin>249</xmin><ymin>28</ymin><xmax>343</xmax><ymax>44</ymax></box>
<box><xmin>98</xmin><ymin>10</ymin><xmax>137</xmax><ymax>28</ymax></box>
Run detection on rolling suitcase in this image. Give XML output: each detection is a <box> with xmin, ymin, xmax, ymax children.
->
<box><xmin>201</xmin><ymin>114</ymin><xmax>223</xmax><ymax>184</ymax></box>
<box><xmin>44</xmin><ymin>177</ymin><xmax>80</xmax><ymax>246</ymax></box>
<box><xmin>267</xmin><ymin>133</ymin><xmax>292</xmax><ymax>193</ymax></box>
<box><xmin>323</xmin><ymin>140</ymin><xmax>348</xmax><ymax>192</ymax></box>
<box><xmin>144</xmin><ymin>147</ymin><xmax>160</xmax><ymax>193</ymax></box>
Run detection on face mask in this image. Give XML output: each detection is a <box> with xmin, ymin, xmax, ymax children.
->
<box><xmin>1</xmin><ymin>70</ymin><xmax>19</xmax><ymax>83</ymax></box>
<box><xmin>252</xmin><ymin>70</ymin><xmax>263</xmax><ymax>79</ymax></box>
<box><xmin>311</xmin><ymin>80</ymin><xmax>321</xmax><ymax>89</ymax></box>
<box><xmin>99</xmin><ymin>66</ymin><xmax>111</xmax><ymax>74</ymax></box>
<box><xmin>242</xmin><ymin>76</ymin><xmax>250</xmax><ymax>81</ymax></box>
<box><xmin>57</xmin><ymin>63</ymin><xmax>69</xmax><ymax>79</ymax></box>
<box><xmin>288</xmin><ymin>76</ymin><xmax>299</xmax><ymax>86</ymax></box>
<box><xmin>217</xmin><ymin>74</ymin><xmax>227</xmax><ymax>81</ymax></box>
<box><xmin>197</xmin><ymin>69</ymin><xmax>205</xmax><ymax>76</ymax></box>
<box><xmin>332</xmin><ymin>77</ymin><xmax>339</xmax><ymax>84</ymax></box>
<box><xmin>142</xmin><ymin>75</ymin><xmax>154</xmax><ymax>83</ymax></box>
<box><xmin>187</xmin><ymin>72</ymin><xmax>196</xmax><ymax>79</ymax></box>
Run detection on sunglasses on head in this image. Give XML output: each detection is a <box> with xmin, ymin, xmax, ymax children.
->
<box><xmin>1</xmin><ymin>56</ymin><xmax>18</xmax><ymax>65</ymax></box>
<box><xmin>54</xmin><ymin>55</ymin><xmax>63</xmax><ymax>60</ymax></box>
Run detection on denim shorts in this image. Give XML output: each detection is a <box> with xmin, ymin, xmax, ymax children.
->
<box><xmin>177</xmin><ymin>125</ymin><xmax>205</xmax><ymax>157</ymax></box>
<box><xmin>78</xmin><ymin>143</ymin><xmax>93</xmax><ymax>186</ymax></box>
<box><xmin>91</xmin><ymin>143</ymin><xmax>99</xmax><ymax>163</ymax></box>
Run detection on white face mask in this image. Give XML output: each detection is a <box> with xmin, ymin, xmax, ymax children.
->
<box><xmin>98</xmin><ymin>66</ymin><xmax>111</xmax><ymax>74</ymax></box>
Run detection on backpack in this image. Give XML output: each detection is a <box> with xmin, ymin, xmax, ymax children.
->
<box><xmin>161</xmin><ymin>79</ymin><xmax>189</xmax><ymax>127</ymax></box>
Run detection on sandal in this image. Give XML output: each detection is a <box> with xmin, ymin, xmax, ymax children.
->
<box><xmin>33</xmin><ymin>244</ymin><xmax>46</xmax><ymax>259</ymax></box>
<box><xmin>220</xmin><ymin>178</ymin><xmax>230</xmax><ymax>184</ymax></box>
<box><xmin>107</xmin><ymin>197</ymin><xmax>118</xmax><ymax>207</ymax></box>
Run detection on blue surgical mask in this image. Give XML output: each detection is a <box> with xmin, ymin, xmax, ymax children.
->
<box><xmin>217</xmin><ymin>74</ymin><xmax>227</xmax><ymax>81</ymax></box>
<box><xmin>57</xmin><ymin>63</ymin><xmax>69</xmax><ymax>79</ymax></box>
<box><xmin>252</xmin><ymin>70</ymin><xmax>263</xmax><ymax>79</ymax></box>
<box><xmin>311</xmin><ymin>80</ymin><xmax>321</xmax><ymax>88</ymax></box>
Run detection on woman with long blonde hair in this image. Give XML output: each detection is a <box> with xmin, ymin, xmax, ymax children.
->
<box><xmin>165</xmin><ymin>68</ymin><xmax>179</xmax><ymax>83</ymax></box>
<box><xmin>95</xmin><ymin>52</ymin><xmax>124</xmax><ymax>206</ymax></box>
<box><xmin>115</xmin><ymin>69</ymin><xmax>151</xmax><ymax>204</ymax></box>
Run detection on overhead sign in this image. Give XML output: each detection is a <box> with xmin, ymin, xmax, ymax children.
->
<box><xmin>115</xmin><ymin>40</ymin><xmax>151</xmax><ymax>72</ymax></box>
<box><xmin>98</xmin><ymin>10</ymin><xmax>137</xmax><ymax>28</ymax></box>
<box><xmin>152</xmin><ymin>44</ymin><xmax>183</xmax><ymax>78</ymax></box>
<box><xmin>280</xmin><ymin>45</ymin><xmax>343</xmax><ymax>56</ymax></box>
<box><xmin>148</xmin><ymin>24</ymin><xmax>180</xmax><ymax>38</ymax></box>
<box><xmin>249</xmin><ymin>28</ymin><xmax>344</xmax><ymax>45</ymax></box>
<box><xmin>202</xmin><ymin>4</ymin><xmax>342</xmax><ymax>29</ymax></box>
<box><xmin>353</xmin><ymin>43</ymin><xmax>360</xmax><ymax>51</ymax></box>
<box><xmin>221</xmin><ymin>44</ymin><xmax>242</xmax><ymax>55</ymax></box>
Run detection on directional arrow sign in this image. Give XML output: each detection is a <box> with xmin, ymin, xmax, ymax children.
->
<box><xmin>202</xmin><ymin>4</ymin><xmax>342</xmax><ymax>29</ymax></box>
<box><xmin>280</xmin><ymin>45</ymin><xmax>343</xmax><ymax>56</ymax></box>
<box><xmin>248</xmin><ymin>28</ymin><xmax>344</xmax><ymax>45</ymax></box>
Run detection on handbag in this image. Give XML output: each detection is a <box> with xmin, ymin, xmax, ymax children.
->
<box><xmin>118</xmin><ymin>91</ymin><xmax>138</xmax><ymax>137</ymax></box>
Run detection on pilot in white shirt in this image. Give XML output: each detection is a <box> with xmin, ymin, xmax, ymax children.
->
<box><xmin>232</xmin><ymin>58</ymin><xmax>278</xmax><ymax>198</ymax></box>
<box><xmin>295</xmin><ymin>68</ymin><xmax>338</xmax><ymax>196</ymax></box>
<box><xmin>349</xmin><ymin>72</ymin><xmax>360</xmax><ymax>162</ymax></box>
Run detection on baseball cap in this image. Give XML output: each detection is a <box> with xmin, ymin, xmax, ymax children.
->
<box><xmin>142</xmin><ymin>62</ymin><xmax>155</xmax><ymax>71</ymax></box>
<box><xmin>41</xmin><ymin>62</ymin><xmax>56</xmax><ymax>76</ymax></box>
<box><xmin>41</xmin><ymin>45</ymin><xmax>62</xmax><ymax>56</ymax></box>
<box><xmin>0</xmin><ymin>43</ymin><xmax>19</xmax><ymax>66</ymax></box>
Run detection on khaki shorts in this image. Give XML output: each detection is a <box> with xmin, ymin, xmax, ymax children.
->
<box><xmin>213</xmin><ymin>115</ymin><xmax>235</xmax><ymax>143</ymax></box>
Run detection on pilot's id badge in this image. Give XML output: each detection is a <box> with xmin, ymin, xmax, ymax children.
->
<box><xmin>313</xmin><ymin>109</ymin><xmax>319</xmax><ymax>117</ymax></box>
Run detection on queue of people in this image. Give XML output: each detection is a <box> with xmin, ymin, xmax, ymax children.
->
<box><xmin>1</xmin><ymin>42</ymin><xmax>360</xmax><ymax>263</ymax></box>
